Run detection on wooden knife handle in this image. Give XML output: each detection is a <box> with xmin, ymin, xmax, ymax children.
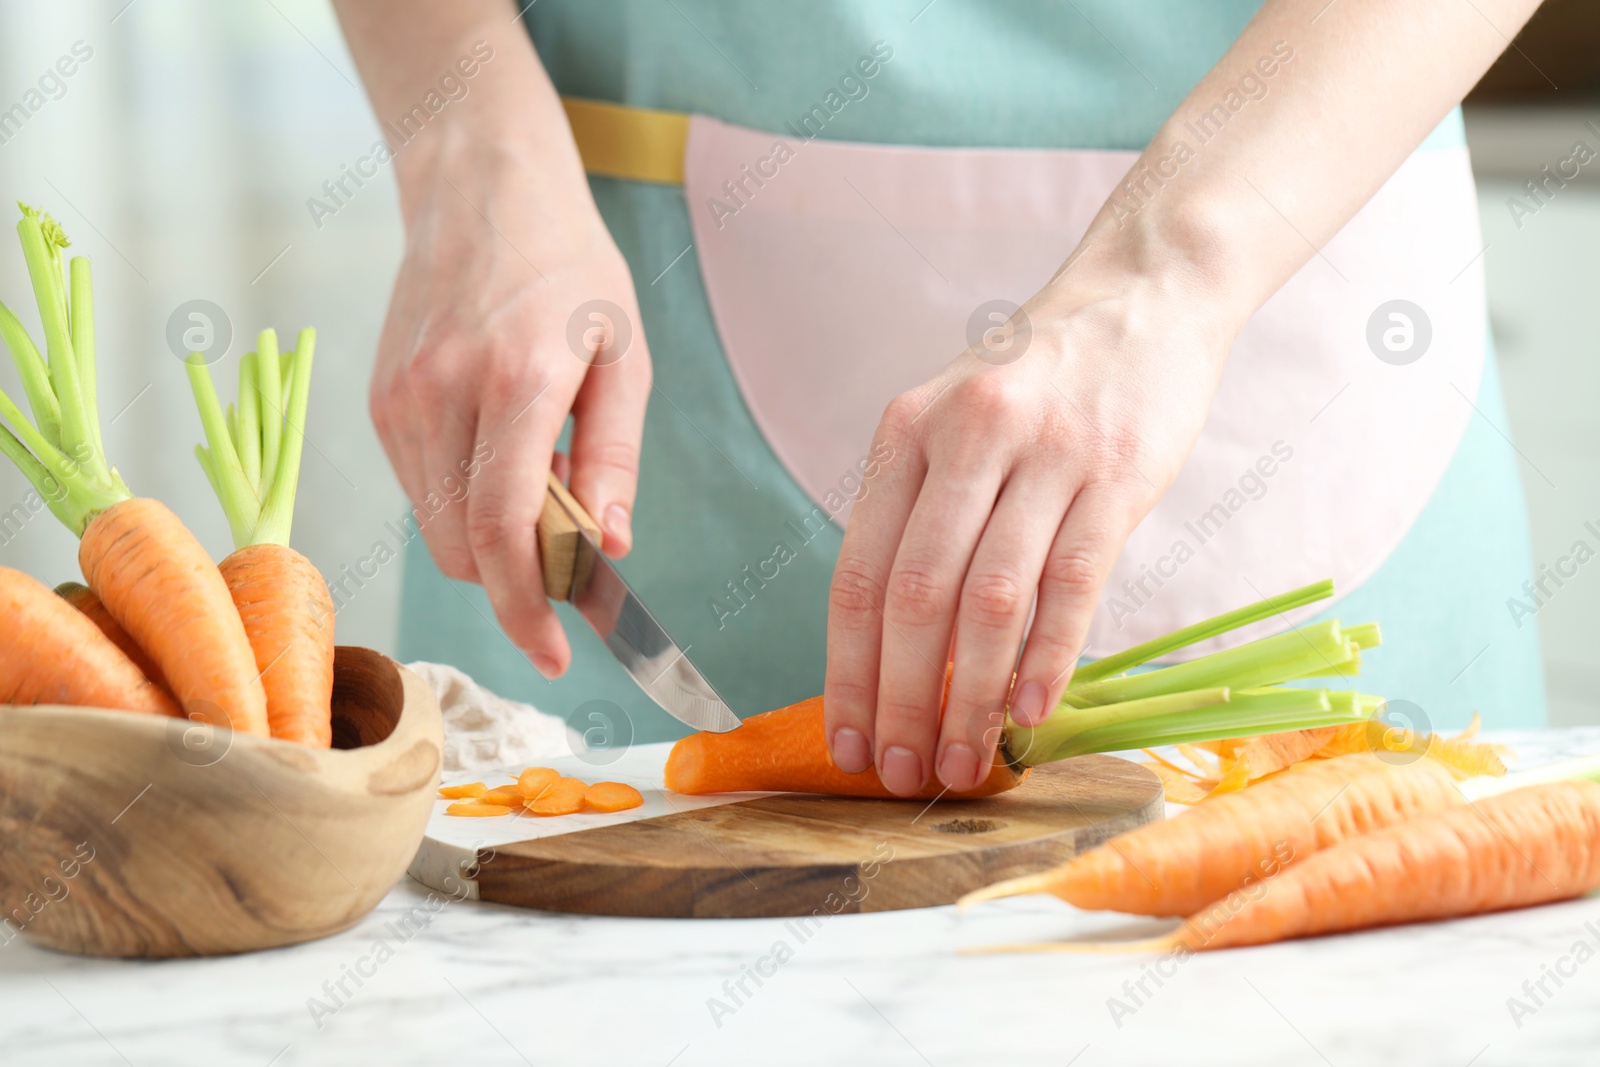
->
<box><xmin>537</xmin><ymin>471</ymin><xmax>600</xmax><ymax>601</ymax></box>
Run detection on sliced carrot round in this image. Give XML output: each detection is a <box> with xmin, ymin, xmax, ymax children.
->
<box><xmin>439</xmin><ymin>782</ymin><xmax>488</xmax><ymax>800</ymax></box>
<box><xmin>480</xmin><ymin>786</ymin><xmax>526</xmax><ymax>806</ymax></box>
<box><xmin>445</xmin><ymin>801</ymin><xmax>514</xmax><ymax>817</ymax></box>
<box><xmin>529</xmin><ymin>777</ymin><xmax>587</xmax><ymax>816</ymax></box>
<box><xmin>584</xmin><ymin>782</ymin><xmax>644</xmax><ymax>813</ymax></box>
<box><xmin>518</xmin><ymin>767</ymin><xmax>560</xmax><ymax>797</ymax></box>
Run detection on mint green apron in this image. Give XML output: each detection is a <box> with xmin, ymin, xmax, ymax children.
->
<box><xmin>398</xmin><ymin>1</ymin><xmax>1545</xmax><ymax>739</ymax></box>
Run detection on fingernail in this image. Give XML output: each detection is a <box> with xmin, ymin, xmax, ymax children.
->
<box><xmin>531</xmin><ymin>652</ymin><xmax>562</xmax><ymax>678</ymax></box>
<box><xmin>604</xmin><ymin>504</ymin><xmax>631</xmax><ymax>541</ymax></box>
<box><xmin>1012</xmin><ymin>680</ymin><xmax>1048</xmax><ymax>726</ymax></box>
<box><xmin>832</xmin><ymin>728</ymin><xmax>871</xmax><ymax>773</ymax></box>
<box><xmin>879</xmin><ymin>745</ymin><xmax>924</xmax><ymax>796</ymax></box>
<box><xmin>937</xmin><ymin>743</ymin><xmax>980</xmax><ymax>791</ymax></box>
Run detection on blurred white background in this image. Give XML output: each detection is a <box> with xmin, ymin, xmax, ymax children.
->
<box><xmin>0</xmin><ymin>2</ymin><xmax>1595</xmax><ymax>721</ymax></box>
<box><xmin>0</xmin><ymin>0</ymin><xmax>405</xmax><ymax>651</ymax></box>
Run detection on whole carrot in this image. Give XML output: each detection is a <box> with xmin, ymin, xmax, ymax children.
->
<box><xmin>664</xmin><ymin>694</ymin><xmax>1027</xmax><ymax>799</ymax></box>
<box><xmin>0</xmin><ymin>206</ymin><xmax>268</xmax><ymax>735</ymax></box>
<box><xmin>1164</xmin><ymin>780</ymin><xmax>1600</xmax><ymax>950</ymax></box>
<box><xmin>1</xmin><ymin>567</ymin><xmax>176</xmax><ymax>716</ymax></box>
<box><xmin>79</xmin><ymin>497</ymin><xmax>267</xmax><ymax>734</ymax></box>
<box><xmin>55</xmin><ymin>580</ymin><xmax>171</xmax><ymax>695</ymax></box>
<box><xmin>960</xmin><ymin>753</ymin><xmax>1464</xmax><ymax>916</ymax></box>
<box><xmin>187</xmin><ymin>328</ymin><xmax>334</xmax><ymax>746</ymax></box>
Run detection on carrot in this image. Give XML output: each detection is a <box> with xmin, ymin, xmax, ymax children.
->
<box><xmin>79</xmin><ymin>498</ymin><xmax>269</xmax><ymax>735</ymax></box>
<box><xmin>0</xmin><ymin>567</ymin><xmax>176</xmax><ymax>716</ymax></box>
<box><xmin>959</xmin><ymin>753</ymin><xmax>1465</xmax><ymax>916</ymax></box>
<box><xmin>481</xmin><ymin>786</ymin><xmax>526</xmax><ymax>806</ymax></box>
<box><xmin>187</xmin><ymin>327</ymin><xmax>333</xmax><ymax>746</ymax></box>
<box><xmin>445</xmin><ymin>802</ymin><xmax>515</xmax><ymax>818</ymax></box>
<box><xmin>528</xmin><ymin>777</ymin><xmax>588</xmax><ymax>816</ymax></box>
<box><xmin>54</xmin><ymin>580</ymin><xmax>171</xmax><ymax>695</ymax></box>
<box><xmin>439</xmin><ymin>782</ymin><xmax>488</xmax><ymax>800</ymax></box>
<box><xmin>585</xmin><ymin>782</ymin><xmax>644</xmax><ymax>813</ymax></box>
<box><xmin>220</xmin><ymin>543</ymin><xmax>333</xmax><ymax>747</ymax></box>
<box><xmin>0</xmin><ymin>206</ymin><xmax>267</xmax><ymax>734</ymax></box>
<box><xmin>517</xmin><ymin>767</ymin><xmax>560</xmax><ymax>796</ymax></box>
<box><xmin>664</xmin><ymin>695</ymin><xmax>1028</xmax><ymax>798</ymax></box>
<box><xmin>1154</xmin><ymin>780</ymin><xmax>1600</xmax><ymax>950</ymax></box>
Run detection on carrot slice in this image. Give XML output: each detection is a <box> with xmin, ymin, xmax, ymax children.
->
<box><xmin>445</xmin><ymin>802</ymin><xmax>514</xmax><ymax>817</ymax></box>
<box><xmin>481</xmin><ymin>786</ymin><xmax>526</xmax><ymax>806</ymax></box>
<box><xmin>584</xmin><ymin>782</ymin><xmax>644</xmax><ymax>813</ymax></box>
<box><xmin>518</xmin><ymin>767</ymin><xmax>560</xmax><ymax>797</ymax></box>
<box><xmin>528</xmin><ymin>777</ymin><xmax>587</xmax><ymax>816</ymax></box>
<box><xmin>439</xmin><ymin>782</ymin><xmax>488</xmax><ymax>800</ymax></box>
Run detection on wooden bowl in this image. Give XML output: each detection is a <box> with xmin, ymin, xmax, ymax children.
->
<box><xmin>0</xmin><ymin>647</ymin><xmax>442</xmax><ymax>957</ymax></box>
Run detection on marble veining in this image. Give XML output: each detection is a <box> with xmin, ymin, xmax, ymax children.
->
<box><xmin>1</xmin><ymin>729</ymin><xmax>1597</xmax><ymax>1066</ymax></box>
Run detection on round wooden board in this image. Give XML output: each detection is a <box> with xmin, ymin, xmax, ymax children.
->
<box><xmin>472</xmin><ymin>755</ymin><xmax>1163</xmax><ymax>918</ymax></box>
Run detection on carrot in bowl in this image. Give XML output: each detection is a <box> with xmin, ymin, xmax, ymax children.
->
<box><xmin>54</xmin><ymin>580</ymin><xmax>171</xmax><ymax>696</ymax></box>
<box><xmin>1</xmin><ymin>567</ymin><xmax>176</xmax><ymax>716</ymax></box>
<box><xmin>187</xmin><ymin>328</ymin><xmax>333</xmax><ymax>747</ymax></box>
<box><xmin>959</xmin><ymin>753</ymin><xmax>1465</xmax><ymax>917</ymax></box>
<box><xmin>0</xmin><ymin>206</ymin><xmax>266</xmax><ymax>732</ymax></box>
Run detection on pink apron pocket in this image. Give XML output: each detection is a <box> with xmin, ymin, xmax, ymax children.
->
<box><xmin>686</xmin><ymin>115</ymin><xmax>1486</xmax><ymax>656</ymax></box>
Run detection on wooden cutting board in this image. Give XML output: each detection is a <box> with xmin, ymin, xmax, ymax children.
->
<box><xmin>412</xmin><ymin>749</ymin><xmax>1162</xmax><ymax>918</ymax></box>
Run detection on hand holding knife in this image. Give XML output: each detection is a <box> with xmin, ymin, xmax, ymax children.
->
<box><xmin>536</xmin><ymin>472</ymin><xmax>741</xmax><ymax>733</ymax></box>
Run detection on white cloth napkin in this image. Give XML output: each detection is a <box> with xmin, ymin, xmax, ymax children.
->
<box><xmin>404</xmin><ymin>661</ymin><xmax>584</xmax><ymax>774</ymax></box>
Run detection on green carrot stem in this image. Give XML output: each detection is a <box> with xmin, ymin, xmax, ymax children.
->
<box><xmin>185</xmin><ymin>353</ymin><xmax>259</xmax><ymax>546</ymax></box>
<box><xmin>1050</xmin><ymin>687</ymin><xmax>1370</xmax><ymax>758</ymax></box>
<box><xmin>1069</xmin><ymin>579</ymin><xmax>1336</xmax><ymax>688</ymax></box>
<box><xmin>236</xmin><ymin>352</ymin><xmax>261</xmax><ymax>489</ymax></box>
<box><xmin>1343</xmin><ymin>622</ymin><xmax>1382</xmax><ymax>650</ymax></box>
<box><xmin>255</xmin><ymin>328</ymin><xmax>283</xmax><ymax>498</ymax></box>
<box><xmin>195</xmin><ymin>444</ymin><xmax>221</xmax><ymax>501</ymax></box>
<box><xmin>0</xmin><ymin>300</ymin><xmax>62</xmax><ymax>451</ymax></box>
<box><xmin>1069</xmin><ymin>621</ymin><xmax>1352</xmax><ymax>706</ymax></box>
<box><xmin>252</xmin><ymin>327</ymin><xmax>313</xmax><ymax>547</ymax></box>
<box><xmin>15</xmin><ymin>210</ymin><xmax>108</xmax><ymax>486</ymax></box>
<box><xmin>1006</xmin><ymin>687</ymin><xmax>1231</xmax><ymax>767</ymax></box>
<box><xmin>68</xmin><ymin>256</ymin><xmax>104</xmax><ymax>462</ymax></box>
<box><xmin>0</xmin><ymin>386</ymin><xmax>122</xmax><ymax>533</ymax></box>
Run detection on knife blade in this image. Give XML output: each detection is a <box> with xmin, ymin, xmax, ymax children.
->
<box><xmin>537</xmin><ymin>473</ymin><xmax>742</xmax><ymax>733</ymax></box>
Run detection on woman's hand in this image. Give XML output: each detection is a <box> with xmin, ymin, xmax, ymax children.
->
<box><xmin>370</xmin><ymin>99</ymin><xmax>650</xmax><ymax>679</ymax></box>
<box><xmin>824</xmin><ymin>250</ymin><xmax>1237</xmax><ymax>795</ymax></box>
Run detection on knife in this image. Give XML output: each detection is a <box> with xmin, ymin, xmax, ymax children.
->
<box><xmin>536</xmin><ymin>472</ymin><xmax>742</xmax><ymax>733</ymax></box>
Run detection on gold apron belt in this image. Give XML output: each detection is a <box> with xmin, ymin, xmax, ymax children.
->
<box><xmin>561</xmin><ymin>97</ymin><xmax>689</xmax><ymax>185</ymax></box>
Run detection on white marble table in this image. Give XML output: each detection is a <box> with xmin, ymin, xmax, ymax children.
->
<box><xmin>4</xmin><ymin>730</ymin><xmax>1600</xmax><ymax>1067</ymax></box>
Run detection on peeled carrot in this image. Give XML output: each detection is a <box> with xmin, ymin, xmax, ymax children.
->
<box><xmin>664</xmin><ymin>695</ymin><xmax>1027</xmax><ymax>798</ymax></box>
<box><xmin>1</xmin><ymin>567</ymin><xmax>176</xmax><ymax>716</ymax></box>
<box><xmin>54</xmin><ymin>580</ymin><xmax>171</xmax><ymax>696</ymax></box>
<box><xmin>220</xmin><ymin>543</ymin><xmax>334</xmax><ymax>747</ymax></box>
<box><xmin>79</xmin><ymin>498</ymin><xmax>269</xmax><ymax>735</ymax></box>
<box><xmin>528</xmin><ymin>777</ymin><xmax>588</xmax><ymax>816</ymax></box>
<box><xmin>439</xmin><ymin>782</ymin><xmax>488</xmax><ymax>800</ymax></box>
<box><xmin>186</xmin><ymin>328</ymin><xmax>334</xmax><ymax>746</ymax></box>
<box><xmin>584</xmin><ymin>782</ymin><xmax>644</xmax><ymax>813</ymax></box>
<box><xmin>446</xmin><ymin>801</ymin><xmax>514</xmax><ymax>818</ymax></box>
<box><xmin>1157</xmin><ymin>780</ymin><xmax>1600</xmax><ymax>951</ymax></box>
<box><xmin>481</xmin><ymin>786</ymin><xmax>526</xmax><ymax>806</ymax></box>
<box><xmin>960</xmin><ymin>753</ymin><xmax>1463</xmax><ymax>916</ymax></box>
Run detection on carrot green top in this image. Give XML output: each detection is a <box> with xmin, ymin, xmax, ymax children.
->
<box><xmin>186</xmin><ymin>327</ymin><xmax>315</xmax><ymax>548</ymax></box>
<box><xmin>0</xmin><ymin>203</ymin><xmax>131</xmax><ymax>536</ymax></box>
